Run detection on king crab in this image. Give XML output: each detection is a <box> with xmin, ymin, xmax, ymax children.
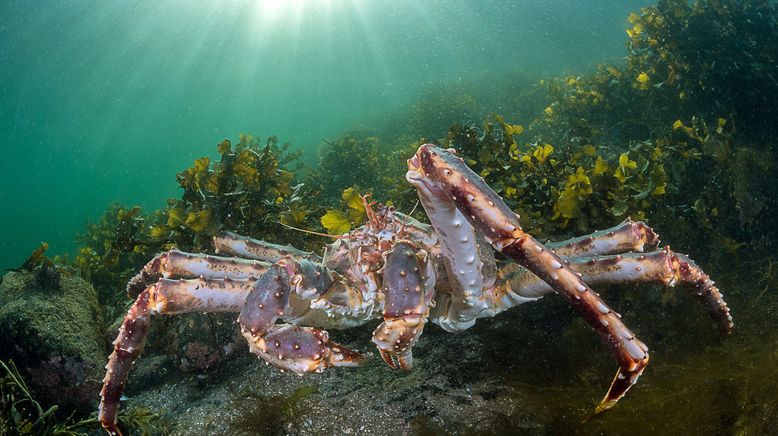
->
<box><xmin>98</xmin><ymin>144</ymin><xmax>733</xmax><ymax>434</ymax></box>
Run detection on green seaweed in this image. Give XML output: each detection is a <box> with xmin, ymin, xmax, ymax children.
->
<box><xmin>0</xmin><ymin>359</ymin><xmax>62</xmax><ymax>435</ymax></box>
<box><xmin>115</xmin><ymin>406</ymin><xmax>176</xmax><ymax>436</ymax></box>
<box><xmin>2</xmin><ymin>356</ymin><xmax>175</xmax><ymax>436</ymax></box>
<box><xmin>227</xmin><ymin>385</ymin><xmax>319</xmax><ymax>436</ymax></box>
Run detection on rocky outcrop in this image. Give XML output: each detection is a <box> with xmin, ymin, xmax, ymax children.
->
<box><xmin>0</xmin><ymin>271</ymin><xmax>105</xmax><ymax>414</ymax></box>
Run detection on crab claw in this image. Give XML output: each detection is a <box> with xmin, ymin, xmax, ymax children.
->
<box><xmin>372</xmin><ymin>241</ymin><xmax>434</xmax><ymax>371</ymax></box>
<box><xmin>242</xmin><ymin>324</ymin><xmax>364</xmax><ymax>375</ymax></box>
<box><xmin>373</xmin><ymin>316</ymin><xmax>426</xmax><ymax>370</ymax></box>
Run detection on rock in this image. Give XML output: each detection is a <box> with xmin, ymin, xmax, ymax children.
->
<box><xmin>0</xmin><ymin>271</ymin><xmax>105</xmax><ymax>414</ymax></box>
<box><xmin>145</xmin><ymin>313</ymin><xmax>240</xmax><ymax>373</ymax></box>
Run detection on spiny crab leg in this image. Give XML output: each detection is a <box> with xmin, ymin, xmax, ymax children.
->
<box><xmin>494</xmin><ymin>249</ymin><xmax>733</xmax><ymax>333</ymax></box>
<box><xmin>99</xmin><ymin>289</ymin><xmax>151</xmax><ymax>436</ymax></box>
<box><xmin>214</xmin><ymin>231</ymin><xmax>319</xmax><ymax>263</ymax></box>
<box><xmin>547</xmin><ymin>219</ymin><xmax>659</xmax><ymax>258</ymax></box>
<box><xmin>99</xmin><ymin>276</ymin><xmax>255</xmax><ymax>435</ymax></box>
<box><xmin>371</xmin><ymin>241</ymin><xmax>436</xmax><ymax>370</ymax></box>
<box><xmin>494</xmin><ymin>219</ymin><xmax>661</xmax><ymax>298</ymax></box>
<box><xmin>100</xmin><ymin>255</ymin><xmax>365</xmax><ymax>434</ymax></box>
<box><xmin>409</xmin><ymin>144</ymin><xmax>649</xmax><ymax>414</ymax></box>
<box><xmin>126</xmin><ymin>249</ymin><xmax>270</xmax><ymax>298</ymax></box>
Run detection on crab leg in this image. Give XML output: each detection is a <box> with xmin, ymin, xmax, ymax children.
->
<box><xmin>491</xmin><ymin>249</ymin><xmax>733</xmax><ymax>333</ymax></box>
<box><xmin>100</xmin><ymin>255</ymin><xmax>367</xmax><ymax>434</ymax></box>
<box><xmin>214</xmin><ymin>231</ymin><xmax>319</xmax><ymax>263</ymax></box>
<box><xmin>372</xmin><ymin>242</ymin><xmax>436</xmax><ymax>370</ymax></box>
<box><xmin>485</xmin><ymin>219</ymin><xmax>662</xmax><ymax>312</ymax></box>
<box><xmin>410</xmin><ymin>144</ymin><xmax>649</xmax><ymax>414</ymax></box>
<box><xmin>547</xmin><ymin>219</ymin><xmax>659</xmax><ymax>258</ymax></box>
<box><xmin>149</xmin><ymin>277</ymin><xmax>255</xmax><ymax>314</ymax></box>
<box><xmin>99</xmin><ymin>276</ymin><xmax>261</xmax><ymax>434</ymax></box>
<box><xmin>99</xmin><ymin>289</ymin><xmax>151</xmax><ymax>435</ymax></box>
<box><xmin>126</xmin><ymin>249</ymin><xmax>270</xmax><ymax>298</ymax></box>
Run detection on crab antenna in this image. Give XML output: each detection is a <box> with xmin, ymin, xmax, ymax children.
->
<box><xmin>278</xmin><ymin>222</ymin><xmax>352</xmax><ymax>239</ymax></box>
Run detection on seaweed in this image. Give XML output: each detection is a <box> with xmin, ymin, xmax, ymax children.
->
<box><xmin>1</xmin><ymin>359</ymin><xmax>62</xmax><ymax>435</ymax></box>
<box><xmin>61</xmin><ymin>135</ymin><xmax>322</xmax><ymax>323</ymax></box>
<box><xmin>19</xmin><ymin>243</ymin><xmax>50</xmax><ymax>272</ymax></box>
<box><xmin>152</xmin><ymin>135</ymin><xmax>313</xmax><ymax>252</ymax></box>
<box><xmin>443</xmin><ymin>115</ymin><xmax>677</xmax><ymax>238</ymax></box>
<box><xmin>227</xmin><ymin>385</ymin><xmax>319</xmax><ymax>435</ymax></box>
<box><xmin>1</xmin><ymin>357</ymin><xmax>174</xmax><ymax>436</ymax></box>
<box><xmin>320</xmin><ymin>187</ymin><xmax>369</xmax><ymax>235</ymax></box>
<box><xmin>0</xmin><ymin>360</ymin><xmax>174</xmax><ymax>436</ymax></box>
<box><xmin>115</xmin><ymin>406</ymin><xmax>175</xmax><ymax>436</ymax></box>
<box><xmin>8</xmin><ymin>243</ymin><xmax>62</xmax><ymax>291</ymax></box>
<box><xmin>312</xmin><ymin>134</ymin><xmax>406</xmax><ymax>203</ymax></box>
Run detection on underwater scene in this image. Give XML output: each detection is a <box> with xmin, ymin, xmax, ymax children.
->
<box><xmin>2</xmin><ymin>0</ymin><xmax>778</xmax><ymax>434</ymax></box>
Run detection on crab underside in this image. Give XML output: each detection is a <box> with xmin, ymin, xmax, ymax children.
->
<box><xmin>98</xmin><ymin>144</ymin><xmax>733</xmax><ymax>435</ymax></box>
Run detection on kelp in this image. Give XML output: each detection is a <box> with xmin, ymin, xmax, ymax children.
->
<box><xmin>65</xmin><ymin>135</ymin><xmax>323</xmax><ymax>320</ymax></box>
<box><xmin>8</xmin><ymin>243</ymin><xmax>62</xmax><ymax>291</ymax></box>
<box><xmin>487</xmin><ymin>0</ymin><xmax>778</xmax><ymax>255</ymax></box>
<box><xmin>625</xmin><ymin>0</ymin><xmax>778</xmax><ymax>141</ymax></box>
<box><xmin>312</xmin><ymin>134</ymin><xmax>406</xmax><ymax>203</ymax></box>
<box><xmin>18</xmin><ymin>243</ymin><xmax>49</xmax><ymax>272</ymax></box>
<box><xmin>152</xmin><ymin>135</ymin><xmax>312</xmax><ymax>252</ymax></box>
<box><xmin>63</xmin><ymin>204</ymin><xmax>158</xmax><ymax>323</ymax></box>
<box><xmin>444</xmin><ymin>116</ymin><xmax>675</xmax><ymax>236</ymax></box>
<box><xmin>320</xmin><ymin>187</ymin><xmax>369</xmax><ymax>235</ymax></box>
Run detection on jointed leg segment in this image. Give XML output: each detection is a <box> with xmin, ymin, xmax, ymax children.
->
<box><xmin>547</xmin><ymin>219</ymin><xmax>659</xmax><ymax>257</ymax></box>
<box><xmin>496</xmin><ymin>249</ymin><xmax>733</xmax><ymax>333</ymax></box>
<box><xmin>126</xmin><ymin>249</ymin><xmax>270</xmax><ymax>298</ymax></box>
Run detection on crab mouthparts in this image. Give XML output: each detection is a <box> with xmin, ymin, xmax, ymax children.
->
<box><xmin>407</xmin><ymin>153</ymin><xmax>423</xmax><ymax>174</ymax></box>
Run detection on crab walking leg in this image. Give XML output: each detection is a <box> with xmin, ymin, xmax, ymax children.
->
<box><xmin>411</xmin><ymin>144</ymin><xmax>649</xmax><ymax>414</ymax></box>
<box><xmin>490</xmin><ymin>250</ymin><xmax>733</xmax><ymax>333</ymax></box>
<box><xmin>485</xmin><ymin>220</ymin><xmax>661</xmax><ymax>311</ymax></box>
<box><xmin>99</xmin><ymin>277</ymin><xmax>261</xmax><ymax>434</ymax></box>
<box><xmin>372</xmin><ymin>242</ymin><xmax>436</xmax><ymax>370</ymax></box>
<box><xmin>126</xmin><ymin>249</ymin><xmax>270</xmax><ymax>298</ymax></box>
<box><xmin>214</xmin><ymin>231</ymin><xmax>319</xmax><ymax>263</ymax></box>
<box><xmin>238</xmin><ymin>260</ymin><xmax>365</xmax><ymax>374</ymax></box>
<box><xmin>149</xmin><ymin>277</ymin><xmax>255</xmax><ymax>313</ymax></box>
<box><xmin>99</xmin><ymin>289</ymin><xmax>151</xmax><ymax>435</ymax></box>
<box><xmin>547</xmin><ymin>219</ymin><xmax>659</xmax><ymax>258</ymax></box>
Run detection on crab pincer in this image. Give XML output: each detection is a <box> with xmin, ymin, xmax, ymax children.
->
<box><xmin>238</xmin><ymin>260</ymin><xmax>364</xmax><ymax>374</ymax></box>
<box><xmin>372</xmin><ymin>241</ymin><xmax>435</xmax><ymax>370</ymax></box>
<box><xmin>412</xmin><ymin>144</ymin><xmax>649</xmax><ymax>414</ymax></box>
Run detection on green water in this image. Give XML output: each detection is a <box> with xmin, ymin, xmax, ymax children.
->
<box><xmin>0</xmin><ymin>0</ymin><xmax>648</xmax><ymax>268</ymax></box>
